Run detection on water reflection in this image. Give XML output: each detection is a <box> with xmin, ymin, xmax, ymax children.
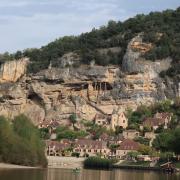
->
<box><xmin>0</xmin><ymin>168</ymin><xmax>179</xmax><ymax>180</ymax></box>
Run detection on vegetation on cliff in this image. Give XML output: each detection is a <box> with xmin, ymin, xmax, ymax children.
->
<box><xmin>127</xmin><ymin>99</ymin><xmax>180</xmax><ymax>130</ymax></box>
<box><xmin>0</xmin><ymin>7</ymin><xmax>179</xmax><ymax>78</ymax></box>
<box><xmin>126</xmin><ymin>98</ymin><xmax>180</xmax><ymax>156</ymax></box>
<box><xmin>0</xmin><ymin>115</ymin><xmax>47</xmax><ymax>167</ymax></box>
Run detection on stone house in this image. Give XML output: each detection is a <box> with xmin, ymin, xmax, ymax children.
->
<box><xmin>140</xmin><ymin>112</ymin><xmax>172</xmax><ymax>131</ymax></box>
<box><xmin>154</xmin><ymin>112</ymin><xmax>172</xmax><ymax>129</ymax></box>
<box><xmin>122</xmin><ymin>129</ymin><xmax>140</xmax><ymax>140</ymax></box>
<box><xmin>46</xmin><ymin>140</ymin><xmax>71</xmax><ymax>156</ymax></box>
<box><xmin>94</xmin><ymin>114</ymin><xmax>109</xmax><ymax>126</ymax></box>
<box><xmin>73</xmin><ymin>139</ymin><xmax>110</xmax><ymax>157</ymax></box>
<box><xmin>116</xmin><ymin>139</ymin><xmax>139</xmax><ymax>159</ymax></box>
<box><xmin>110</xmin><ymin>109</ymin><xmax>128</xmax><ymax>131</ymax></box>
<box><xmin>38</xmin><ymin>119</ymin><xmax>60</xmax><ymax>133</ymax></box>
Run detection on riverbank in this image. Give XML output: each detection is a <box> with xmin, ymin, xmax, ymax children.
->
<box><xmin>0</xmin><ymin>163</ymin><xmax>37</xmax><ymax>169</ymax></box>
<box><xmin>47</xmin><ymin>156</ymin><xmax>85</xmax><ymax>169</ymax></box>
<box><xmin>113</xmin><ymin>164</ymin><xmax>161</xmax><ymax>171</ymax></box>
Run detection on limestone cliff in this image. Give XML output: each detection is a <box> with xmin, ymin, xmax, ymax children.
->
<box><xmin>0</xmin><ymin>36</ymin><xmax>179</xmax><ymax>125</ymax></box>
<box><xmin>0</xmin><ymin>58</ymin><xmax>29</xmax><ymax>83</ymax></box>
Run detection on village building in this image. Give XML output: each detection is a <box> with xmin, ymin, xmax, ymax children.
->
<box><xmin>140</xmin><ymin>112</ymin><xmax>172</xmax><ymax>130</ymax></box>
<box><xmin>99</xmin><ymin>133</ymin><xmax>110</xmax><ymax>141</ymax></box>
<box><xmin>94</xmin><ymin>114</ymin><xmax>109</xmax><ymax>126</ymax></box>
<box><xmin>38</xmin><ymin>119</ymin><xmax>60</xmax><ymax>132</ymax></box>
<box><xmin>73</xmin><ymin>139</ymin><xmax>110</xmax><ymax>157</ymax></box>
<box><xmin>46</xmin><ymin>140</ymin><xmax>71</xmax><ymax>156</ymax></box>
<box><xmin>110</xmin><ymin>109</ymin><xmax>128</xmax><ymax>131</ymax></box>
<box><xmin>108</xmin><ymin>134</ymin><xmax>124</xmax><ymax>145</ymax></box>
<box><xmin>116</xmin><ymin>139</ymin><xmax>139</xmax><ymax>159</ymax></box>
<box><xmin>154</xmin><ymin>112</ymin><xmax>172</xmax><ymax>129</ymax></box>
<box><xmin>122</xmin><ymin>129</ymin><xmax>140</xmax><ymax>140</ymax></box>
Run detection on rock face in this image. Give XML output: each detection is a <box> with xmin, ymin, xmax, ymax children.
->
<box><xmin>122</xmin><ymin>35</ymin><xmax>172</xmax><ymax>78</ymax></box>
<box><xmin>0</xmin><ymin>58</ymin><xmax>29</xmax><ymax>83</ymax></box>
<box><xmin>0</xmin><ymin>36</ymin><xmax>179</xmax><ymax>125</ymax></box>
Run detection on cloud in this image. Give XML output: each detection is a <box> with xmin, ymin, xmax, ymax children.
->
<box><xmin>0</xmin><ymin>0</ymin><xmax>179</xmax><ymax>53</ymax></box>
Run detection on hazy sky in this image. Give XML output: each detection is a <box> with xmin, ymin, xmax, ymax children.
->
<box><xmin>0</xmin><ymin>0</ymin><xmax>179</xmax><ymax>53</ymax></box>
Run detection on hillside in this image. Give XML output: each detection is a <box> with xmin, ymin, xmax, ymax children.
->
<box><xmin>0</xmin><ymin>7</ymin><xmax>180</xmax><ymax>78</ymax></box>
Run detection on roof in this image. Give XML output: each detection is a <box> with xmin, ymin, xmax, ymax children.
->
<box><xmin>142</xmin><ymin>118</ymin><xmax>165</xmax><ymax>127</ymax></box>
<box><xmin>39</xmin><ymin>120</ymin><xmax>60</xmax><ymax>128</ymax></box>
<box><xmin>118</xmin><ymin>139</ymin><xmax>139</xmax><ymax>150</ymax></box>
<box><xmin>154</xmin><ymin>112</ymin><xmax>172</xmax><ymax>119</ymax></box>
<box><xmin>99</xmin><ymin>133</ymin><xmax>110</xmax><ymax>141</ymax></box>
<box><xmin>123</xmin><ymin>129</ymin><xmax>139</xmax><ymax>133</ymax></box>
<box><xmin>95</xmin><ymin>113</ymin><xmax>107</xmax><ymax>120</ymax></box>
<box><xmin>74</xmin><ymin>139</ymin><xmax>107</xmax><ymax>149</ymax></box>
<box><xmin>46</xmin><ymin>140</ymin><xmax>70</xmax><ymax>150</ymax></box>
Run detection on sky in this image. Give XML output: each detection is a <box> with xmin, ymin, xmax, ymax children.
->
<box><xmin>0</xmin><ymin>0</ymin><xmax>179</xmax><ymax>53</ymax></box>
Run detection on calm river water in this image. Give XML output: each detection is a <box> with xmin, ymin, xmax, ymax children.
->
<box><xmin>0</xmin><ymin>168</ymin><xmax>179</xmax><ymax>180</ymax></box>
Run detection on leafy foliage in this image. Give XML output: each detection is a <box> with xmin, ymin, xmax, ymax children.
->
<box><xmin>152</xmin><ymin>128</ymin><xmax>180</xmax><ymax>155</ymax></box>
<box><xmin>56</xmin><ymin>126</ymin><xmax>87</xmax><ymax>140</ymax></box>
<box><xmin>0</xmin><ymin>115</ymin><xmax>47</xmax><ymax>167</ymax></box>
<box><xmin>84</xmin><ymin>156</ymin><xmax>115</xmax><ymax>169</ymax></box>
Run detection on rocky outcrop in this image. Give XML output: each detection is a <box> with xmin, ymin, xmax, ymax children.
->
<box><xmin>0</xmin><ymin>58</ymin><xmax>29</xmax><ymax>83</ymax></box>
<box><xmin>57</xmin><ymin>52</ymin><xmax>80</xmax><ymax>68</ymax></box>
<box><xmin>122</xmin><ymin>35</ymin><xmax>172</xmax><ymax>78</ymax></box>
<box><xmin>0</xmin><ymin>36</ymin><xmax>178</xmax><ymax>125</ymax></box>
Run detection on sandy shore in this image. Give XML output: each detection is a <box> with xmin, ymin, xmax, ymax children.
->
<box><xmin>0</xmin><ymin>163</ymin><xmax>37</xmax><ymax>169</ymax></box>
<box><xmin>0</xmin><ymin>156</ymin><xmax>85</xmax><ymax>169</ymax></box>
<box><xmin>47</xmin><ymin>156</ymin><xmax>85</xmax><ymax>169</ymax></box>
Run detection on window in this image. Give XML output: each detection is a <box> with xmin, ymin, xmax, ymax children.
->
<box><xmin>123</xmin><ymin>120</ymin><xmax>125</xmax><ymax>123</ymax></box>
<box><xmin>88</xmin><ymin>149</ymin><xmax>91</xmax><ymax>152</ymax></box>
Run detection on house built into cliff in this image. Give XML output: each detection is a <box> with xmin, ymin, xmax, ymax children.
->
<box><xmin>110</xmin><ymin>109</ymin><xmax>128</xmax><ymax>131</ymax></box>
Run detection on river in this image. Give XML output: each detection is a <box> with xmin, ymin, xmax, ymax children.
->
<box><xmin>0</xmin><ymin>168</ymin><xmax>179</xmax><ymax>180</ymax></box>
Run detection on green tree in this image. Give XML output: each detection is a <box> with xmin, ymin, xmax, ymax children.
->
<box><xmin>69</xmin><ymin>113</ymin><xmax>77</xmax><ymax>128</ymax></box>
<box><xmin>171</xmin><ymin>128</ymin><xmax>180</xmax><ymax>155</ymax></box>
<box><xmin>152</xmin><ymin>132</ymin><xmax>173</xmax><ymax>152</ymax></box>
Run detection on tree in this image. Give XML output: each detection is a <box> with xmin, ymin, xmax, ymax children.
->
<box><xmin>14</xmin><ymin>51</ymin><xmax>23</xmax><ymax>59</ymax></box>
<box><xmin>171</xmin><ymin>128</ymin><xmax>180</xmax><ymax>155</ymax></box>
<box><xmin>127</xmin><ymin>151</ymin><xmax>141</xmax><ymax>160</ymax></box>
<box><xmin>138</xmin><ymin>144</ymin><xmax>153</xmax><ymax>155</ymax></box>
<box><xmin>115</xmin><ymin>126</ymin><xmax>123</xmax><ymax>135</ymax></box>
<box><xmin>152</xmin><ymin>132</ymin><xmax>173</xmax><ymax>152</ymax></box>
<box><xmin>0</xmin><ymin>115</ymin><xmax>47</xmax><ymax>167</ymax></box>
<box><xmin>134</xmin><ymin>137</ymin><xmax>150</xmax><ymax>146</ymax></box>
<box><xmin>69</xmin><ymin>113</ymin><xmax>77</xmax><ymax>128</ymax></box>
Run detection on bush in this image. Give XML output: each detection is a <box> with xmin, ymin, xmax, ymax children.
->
<box><xmin>71</xmin><ymin>152</ymin><xmax>80</xmax><ymax>158</ymax></box>
<box><xmin>84</xmin><ymin>157</ymin><xmax>115</xmax><ymax>169</ymax></box>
